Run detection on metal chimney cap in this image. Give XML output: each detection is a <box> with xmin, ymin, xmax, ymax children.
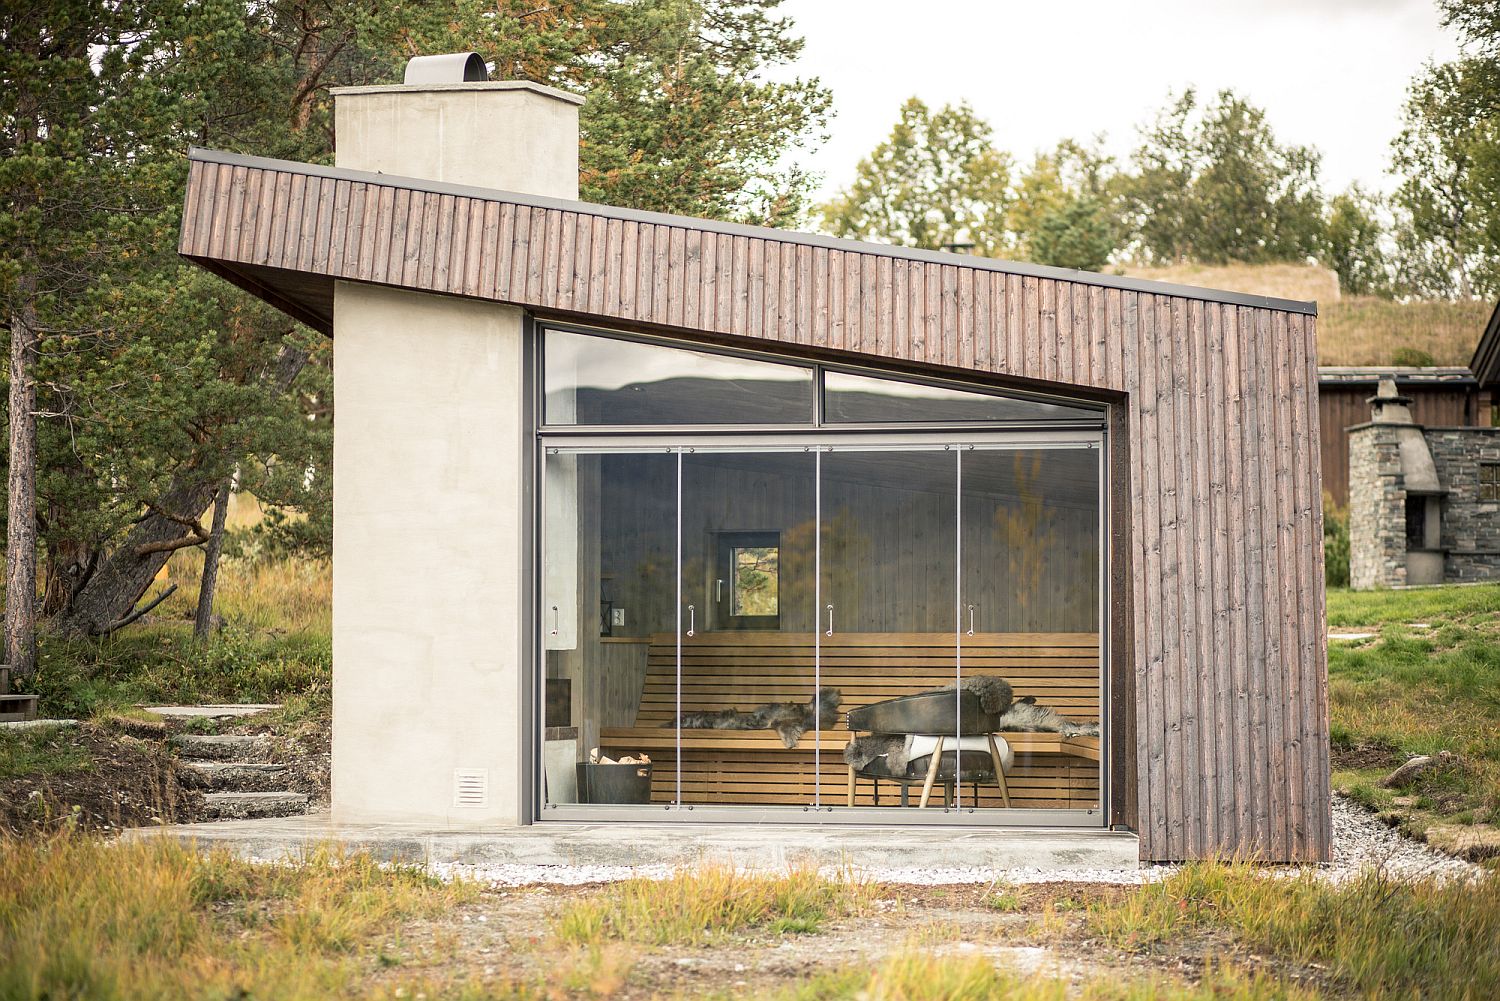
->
<box><xmin>404</xmin><ymin>52</ymin><xmax>489</xmax><ymax>85</ymax></box>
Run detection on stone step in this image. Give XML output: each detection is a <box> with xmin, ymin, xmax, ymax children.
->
<box><xmin>182</xmin><ymin>761</ymin><xmax>289</xmax><ymax>791</ymax></box>
<box><xmin>202</xmin><ymin>791</ymin><xmax>309</xmax><ymax>820</ymax></box>
<box><xmin>170</xmin><ymin>734</ymin><xmax>269</xmax><ymax>761</ymax></box>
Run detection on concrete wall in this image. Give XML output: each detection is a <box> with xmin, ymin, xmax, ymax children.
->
<box><xmin>331</xmin><ymin>284</ymin><xmax>526</xmax><ymax>824</ymax></box>
<box><xmin>330</xmin><ymin>79</ymin><xmax>580</xmax><ymax>825</ymax></box>
<box><xmin>333</xmin><ymin>82</ymin><xmax>582</xmax><ymax>198</ymax></box>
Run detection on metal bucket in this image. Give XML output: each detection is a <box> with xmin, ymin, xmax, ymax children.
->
<box><xmin>575</xmin><ymin>762</ymin><xmax>654</xmax><ymax>804</ymax></box>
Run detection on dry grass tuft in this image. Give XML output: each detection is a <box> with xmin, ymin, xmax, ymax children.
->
<box><xmin>1090</xmin><ymin>863</ymin><xmax>1500</xmax><ymax>1000</ymax></box>
<box><xmin>554</xmin><ymin>864</ymin><xmax>873</xmax><ymax>945</ymax></box>
<box><xmin>0</xmin><ymin>832</ymin><xmax>477</xmax><ymax>999</ymax></box>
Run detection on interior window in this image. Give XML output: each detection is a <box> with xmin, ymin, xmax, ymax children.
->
<box><xmin>544</xmin><ymin>329</ymin><xmax>815</xmax><ymax>426</ymax></box>
<box><xmin>823</xmin><ymin>370</ymin><xmax>1101</xmax><ymax>424</ymax></box>
<box><xmin>716</xmin><ymin>531</ymin><xmax>780</xmax><ymax>629</ymax></box>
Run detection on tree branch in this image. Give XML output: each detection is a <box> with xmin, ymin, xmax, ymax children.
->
<box><xmin>96</xmin><ymin>584</ymin><xmax>177</xmax><ymax>636</ymax></box>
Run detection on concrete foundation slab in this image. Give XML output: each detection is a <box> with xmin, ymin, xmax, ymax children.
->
<box><xmin>131</xmin><ymin>814</ymin><xmax>1140</xmax><ymax>874</ymax></box>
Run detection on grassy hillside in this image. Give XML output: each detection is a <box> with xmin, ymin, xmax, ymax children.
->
<box><xmin>1122</xmin><ymin>262</ymin><xmax>1493</xmax><ymax>367</ymax></box>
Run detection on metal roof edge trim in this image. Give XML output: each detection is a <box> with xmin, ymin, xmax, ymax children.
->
<box><xmin>1470</xmin><ymin>298</ymin><xmax>1500</xmax><ymax>386</ymax></box>
<box><xmin>186</xmin><ymin>147</ymin><xmax>1319</xmax><ymax>316</ymax></box>
<box><xmin>329</xmin><ymin>80</ymin><xmax>585</xmax><ymax>105</ymax></box>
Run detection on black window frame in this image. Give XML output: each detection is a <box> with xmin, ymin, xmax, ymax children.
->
<box><xmin>713</xmin><ymin>531</ymin><xmax>781</xmax><ymax>631</ymax></box>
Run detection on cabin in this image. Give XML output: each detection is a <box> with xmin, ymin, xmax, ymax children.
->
<box><xmin>177</xmin><ymin>54</ymin><xmax>1331</xmax><ymax>862</ymax></box>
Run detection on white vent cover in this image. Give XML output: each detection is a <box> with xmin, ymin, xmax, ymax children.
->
<box><xmin>452</xmin><ymin>768</ymin><xmax>489</xmax><ymax>809</ymax></box>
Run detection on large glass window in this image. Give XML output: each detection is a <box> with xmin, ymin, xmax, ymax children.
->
<box><xmin>544</xmin><ymin>330</ymin><xmax>815</xmax><ymax>426</ymax></box>
<box><xmin>538</xmin><ymin>327</ymin><xmax>1105</xmax><ymax>823</ymax></box>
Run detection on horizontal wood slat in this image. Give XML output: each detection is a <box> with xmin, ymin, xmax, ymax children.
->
<box><xmin>180</xmin><ymin>151</ymin><xmax>1331</xmax><ymax>862</ymax></box>
<box><xmin>598</xmin><ymin>631</ymin><xmax>1101</xmax><ymax>811</ymax></box>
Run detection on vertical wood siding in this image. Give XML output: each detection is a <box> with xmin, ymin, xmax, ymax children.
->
<box><xmin>180</xmin><ymin>158</ymin><xmax>1332</xmax><ymax>862</ymax></box>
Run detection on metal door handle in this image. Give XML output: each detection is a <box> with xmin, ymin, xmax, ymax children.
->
<box><xmin>716</xmin><ymin>579</ymin><xmax>723</xmax><ymax>602</ymax></box>
<box><xmin>826</xmin><ymin>604</ymin><xmax>834</xmax><ymax>637</ymax></box>
<box><xmin>687</xmin><ymin>604</ymin><xmax>695</xmax><ymax>637</ymax></box>
<box><xmin>967</xmin><ymin>604</ymin><xmax>975</xmax><ymax>637</ymax></box>
<box><xmin>550</xmin><ymin>605</ymin><xmax>559</xmax><ymax>636</ymax></box>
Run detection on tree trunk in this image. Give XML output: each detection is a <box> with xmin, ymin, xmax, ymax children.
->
<box><xmin>52</xmin><ymin>346</ymin><xmax>309</xmax><ymax>638</ymax></box>
<box><xmin>5</xmin><ymin>275</ymin><xmax>39</xmax><ymax>679</ymax></box>
<box><xmin>194</xmin><ymin>477</ymin><xmax>232</xmax><ymax>640</ymax></box>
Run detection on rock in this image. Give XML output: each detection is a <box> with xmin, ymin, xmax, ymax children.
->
<box><xmin>170</xmin><ymin>734</ymin><xmax>269</xmax><ymax>761</ymax></box>
<box><xmin>1379</xmin><ymin>751</ymin><xmax>1456</xmax><ymax>789</ymax></box>
<box><xmin>202</xmin><ymin>791</ymin><xmax>309</xmax><ymax>820</ymax></box>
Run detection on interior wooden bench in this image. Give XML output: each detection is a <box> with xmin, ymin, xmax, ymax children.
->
<box><xmin>597</xmin><ymin>631</ymin><xmax>1101</xmax><ymax>810</ymax></box>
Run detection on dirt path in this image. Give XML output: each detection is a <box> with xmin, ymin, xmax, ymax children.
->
<box><xmin>358</xmin><ymin>881</ymin><xmax>1320</xmax><ymax>998</ymax></box>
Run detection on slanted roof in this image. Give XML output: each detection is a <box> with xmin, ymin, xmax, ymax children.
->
<box><xmin>1471</xmin><ymin>299</ymin><xmax>1500</xmax><ymax>390</ymax></box>
<box><xmin>1318</xmin><ymin>366</ymin><xmax>1477</xmax><ymax>387</ymax></box>
<box><xmin>179</xmin><ymin>147</ymin><xmax>1315</xmax><ymax>340</ymax></box>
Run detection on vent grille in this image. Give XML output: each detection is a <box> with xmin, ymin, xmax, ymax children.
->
<box><xmin>452</xmin><ymin>768</ymin><xmax>489</xmax><ymax>809</ymax></box>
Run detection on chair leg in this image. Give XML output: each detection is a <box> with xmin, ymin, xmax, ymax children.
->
<box><xmin>918</xmin><ymin>736</ymin><xmax>944</xmax><ymax>808</ymax></box>
<box><xmin>987</xmin><ymin>734</ymin><xmax>1011</xmax><ymax>808</ymax></box>
<box><xmin>847</xmin><ymin>765</ymin><xmax>856</xmax><ymax>808</ymax></box>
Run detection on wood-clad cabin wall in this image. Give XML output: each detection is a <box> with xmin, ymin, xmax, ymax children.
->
<box><xmin>180</xmin><ymin>157</ymin><xmax>1332</xmax><ymax>863</ymax></box>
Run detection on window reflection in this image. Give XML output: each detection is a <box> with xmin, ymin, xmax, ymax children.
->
<box><xmin>544</xmin><ymin>330</ymin><xmax>814</xmax><ymax>426</ymax></box>
<box><xmin>824</xmin><ymin>371</ymin><xmax>1101</xmax><ymax>424</ymax></box>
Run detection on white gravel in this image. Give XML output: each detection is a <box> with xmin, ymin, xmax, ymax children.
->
<box><xmin>427</xmin><ymin>794</ymin><xmax>1485</xmax><ymax>888</ymax></box>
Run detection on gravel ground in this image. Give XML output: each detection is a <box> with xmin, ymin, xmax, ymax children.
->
<box><xmin>430</xmin><ymin>794</ymin><xmax>1484</xmax><ymax>888</ymax></box>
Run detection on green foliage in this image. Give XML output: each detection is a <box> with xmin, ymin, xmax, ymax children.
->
<box><xmin>1323</xmin><ymin>185</ymin><xmax>1391</xmax><ymax>296</ymax></box>
<box><xmin>0</xmin><ymin>728</ymin><xmax>93</xmax><ymax>781</ymax></box>
<box><xmin>32</xmin><ymin>624</ymin><xmax>330</xmax><ymax>719</ymax></box>
<box><xmin>1322</xmin><ymin>498</ymin><xmax>1349</xmax><ymax>588</ymax></box>
<box><xmin>1122</xmin><ymin>88</ymin><xmax>1325</xmax><ymax>265</ymax></box>
<box><xmin>1390</xmin><ymin>346</ymin><xmax>1436</xmax><ymax>366</ymax></box>
<box><xmin>1389</xmin><ymin>56</ymin><xmax>1500</xmax><ymax>298</ymax></box>
<box><xmin>819</xmin><ymin>98</ymin><xmax>1017</xmax><ymax>256</ymax></box>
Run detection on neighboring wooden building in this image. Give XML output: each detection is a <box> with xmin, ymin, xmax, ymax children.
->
<box><xmin>1318</xmin><ymin>367</ymin><xmax>1491</xmax><ymax>508</ymax></box>
<box><xmin>176</xmin><ymin>60</ymin><xmax>1331</xmax><ymax>863</ymax></box>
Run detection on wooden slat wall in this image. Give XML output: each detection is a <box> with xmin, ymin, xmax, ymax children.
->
<box><xmin>180</xmin><ymin>157</ymin><xmax>1332</xmax><ymax>863</ymax></box>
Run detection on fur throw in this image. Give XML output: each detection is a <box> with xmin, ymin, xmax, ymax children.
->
<box><xmin>842</xmin><ymin>676</ymin><xmax>1100</xmax><ymax>771</ymax></box>
<box><xmin>667</xmin><ymin>688</ymin><xmax>842</xmax><ymax>748</ymax></box>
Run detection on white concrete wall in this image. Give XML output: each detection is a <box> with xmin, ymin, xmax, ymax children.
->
<box><xmin>332</xmin><ymin>82</ymin><xmax>581</xmax><ymax>198</ymax></box>
<box><xmin>330</xmin><ymin>78</ymin><xmax>579</xmax><ymax>825</ymax></box>
<box><xmin>331</xmin><ymin>284</ymin><xmax>525</xmax><ymax>824</ymax></box>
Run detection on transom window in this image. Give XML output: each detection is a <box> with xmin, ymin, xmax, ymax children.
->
<box><xmin>542</xmin><ymin>327</ymin><xmax>1104</xmax><ymax>428</ymax></box>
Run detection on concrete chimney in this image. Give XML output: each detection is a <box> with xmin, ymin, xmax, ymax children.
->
<box><xmin>329</xmin><ymin>57</ymin><xmax>583</xmax><ymax>828</ymax></box>
<box><xmin>332</xmin><ymin>57</ymin><xmax>583</xmax><ymax>196</ymax></box>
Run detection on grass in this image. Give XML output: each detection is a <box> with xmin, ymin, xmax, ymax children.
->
<box><xmin>1090</xmin><ymin>863</ymin><xmax>1500</xmax><ymax>1001</ymax></box>
<box><xmin>1324</xmin><ymin>585</ymin><xmax>1500</xmax><ymax>841</ymax></box>
<box><xmin>778</xmin><ymin>950</ymin><xmax>1317</xmax><ymax>1001</ymax></box>
<box><xmin>553</xmin><ymin>865</ymin><xmax>873</xmax><ymax>945</ymax></box>
<box><xmin>0</xmin><ymin>727</ymin><xmax>93</xmax><ymax>780</ymax></box>
<box><xmin>0</xmin><ymin>831</ymin><xmax>478</xmax><ymax>1000</ymax></box>
<box><xmin>1120</xmin><ymin>262</ymin><xmax>1493</xmax><ymax>366</ymax></box>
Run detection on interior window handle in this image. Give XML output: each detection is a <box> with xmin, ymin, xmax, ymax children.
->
<box><xmin>550</xmin><ymin>605</ymin><xmax>559</xmax><ymax>636</ymax></box>
<box><xmin>687</xmin><ymin>604</ymin><xmax>695</xmax><ymax>638</ymax></box>
<box><xmin>967</xmin><ymin>604</ymin><xmax>975</xmax><ymax>637</ymax></box>
<box><xmin>826</xmin><ymin>604</ymin><xmax>834</xmax><ymax>637</ymax></box>
<box><xmin>715</xmin><ymin>579</ymin><xmax>723</xmax><ymax>603</ymax></box>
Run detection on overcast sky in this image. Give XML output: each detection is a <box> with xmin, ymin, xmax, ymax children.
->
<box><xmin>774</xmin><ymin>0</ymin><xmax>1460</xmax><ymax>202</ymax></box>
